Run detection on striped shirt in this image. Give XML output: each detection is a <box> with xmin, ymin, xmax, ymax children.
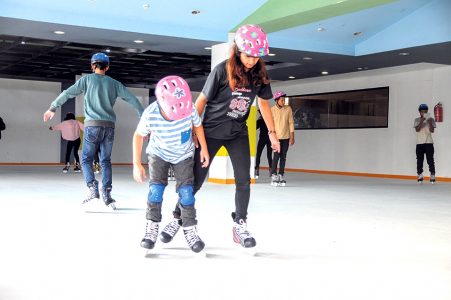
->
<box><xmin>136</xmin><ymin>102</ymin><xmax>202</xmax><ymax>164</ymax></box>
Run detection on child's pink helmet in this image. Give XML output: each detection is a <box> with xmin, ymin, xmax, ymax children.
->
<box><xmin>234</xmin><ymin>24</ymin><xmax>269</xmax><ymax>57</ymax></box>
<box><xmin>273</xmin><ymin>90</ymin><xmax>287</xmax><ymax>100</ymax></box>
<box><xmin>155</xmin><ymin>76</ymin><xmax>192</xmax><ymax>121</ymax></box>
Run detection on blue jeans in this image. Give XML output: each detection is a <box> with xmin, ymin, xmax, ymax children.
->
<box><xmin>81</xmin><ymin>126</ymin><xmax>115</xmax><ymax>191</ymax></box>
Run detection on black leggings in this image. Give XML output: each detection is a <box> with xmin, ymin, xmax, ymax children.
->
<box><xmin>416</xmin><ymin>143</ymin><xmax>435</xmax><ymax>175</ymax></box>
<box><xmin>255</xmin><ymin>136</ymin><xmax>272</xmax><ymax>169</ymax></box>
<box><xmin>271</xmin><ymin>139</ymin><xmax>290</xmax><ymax>175</ymax></box>
<box><xmin>174</xmin><ymin>135</ymin><xmax>251</xmax><ymax>222</ymax></box>
<box><xmin>65</xmin><ymin>138</ymin><xmax>81</xmax><ymax>164</ymax></box>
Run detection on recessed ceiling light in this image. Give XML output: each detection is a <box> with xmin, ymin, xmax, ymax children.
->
<box><xmin>357</xmin><ymin>67</ymin><xmax>363</xmax><ymax>70</ymax></box>
<box><xmin>134</xmin><ymin>40</ymin><xmax>144</xmax><ymax>44</ymax></box>
<box><xmin>192</xmin><ymin>9</ymin><xmax>200</xmax><ymax>15</ymax></box>
<box><xmin>268</xmin><ymin>53</ymin><xmax>276</xmax><ymax>56</ymax></box>
<box><xmin>303</xmin><ymin>57</ymin><xmax>312</xmax><ymax>60</ymax></box>
<box><xmin>317</xmin><ymin>27</ymin><xmax>325</xmax><ymax>32</ymax></box>
<box><xmin>399</xmin><ymin>52</ymin><xmax>410</xmax><ymax>56</ymax></box>
<box><xmin>21</xmin><ymin>40</ymin><xmax>25</xmax><ymax>45</ymax></box>
<box><xmin>142</xmin><ymin>3</ymin><xmax>150</xmax><ymax>10</ymax></box>
<box><xmin>53</xmin><ymin>30</ymin><xmax>65</xmax><ymax>35</ymax></box>
<box><xmin>321</xmin><ymin>71</ymin><xmax>329</xmax><ymax>75</ymax></box>
<box><xmin>288</xmin><ymin>76</ymin><xmax>295</xmax><ymax>79</ymax></box>
<box><xmin>204</xmin><ymin>47</ymin><xmax>212</xmax><ymax>50</ymax></box>
<box><xmin>105</xmin><ymin>49</ymin><xmax>111</xmax><ymax>53</ymax></box>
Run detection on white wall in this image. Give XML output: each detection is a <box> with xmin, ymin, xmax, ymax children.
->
<box><xmin>0</xmin><ymin>78</ymin><xmax>61</xmax><ymax>163</ymax></box>
<box><xmin>267</xmin><ymin>63</ymin><xmax>451</xmax><ymax>177</ymax></box>
<box><xmin>0</xmin><ymin>78</ymin><xmax>149</xmax><ymax>164</ymax></box>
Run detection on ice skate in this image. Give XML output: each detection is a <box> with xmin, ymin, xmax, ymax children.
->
<box><xmin>141</xmin><ymin>220</ymin><xmax>159</xmax><ymax>250</ymax></box>
<box><xmin>101</xmin><ymin>188</ymin><xmax>117</xmax><ymax>210</ymax></box>
<box><xmin>278</xmin><ymin>174</ymin><xmax>286</xmax><ymax>187</ymax></box>
<box><xmin>417</xmin><ymin>173</ymin><xmax>424</xmax><ymax>184</ymax></box>
<box><xmin>73</xmin><ymin>163</ymin><xmax>81</xmax><ymax>173</ymax></box>
<box><xmin>232</xmin><ymin>213</ymin><xmax>257</xmax><ymax>255</ymax></box>
<box><xmin>430</xmin><ymin>174</ymin><xmax>436</xmax><ymax>184</ymax></box>
<box><xmin>93</xmin><ymin>162</ymin><xmax>100</xmax><ymax>174</ymax></box>
<box><xmin>62</xmin><ymin>163</ymin><xmax>70</xmax><ymax>173</ymax></box>
<box><xmin>160</xmin><ymin>217</ymin><xmax>181</xmax><ymax>243</ymax></box>
<box><xmin>271</xmin><ymin>173</ymin><xmax>279</xmax><ymax>186</ymax></box>
<box><xmin>183</xmin><ymin>225</ymin><xmax>206</xmax><ymax>255</ymax></box>
<box><xmin>82</xmin><ymin>181</ymin><xmax>100</xmax><ymax>211</ymax></box>
<box><xmin>254</xmin><ymin>167</ymin><xmax>259</xmax><ymax>179</ymax></box>
<box><xmin>168</xmin><ymin>167</ymin><xmax>175</xmax><ymax>181</ymax></box>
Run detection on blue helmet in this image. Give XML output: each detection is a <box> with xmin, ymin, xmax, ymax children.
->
<box><xmin>418</xmin><ymin>104</ymin><xmax>428</xmax><ymax>111</ymax></box>
<box><xmin>91</xmin><ymin>53</ymin><xmax>109</xmax><ymax>66</ymax></box>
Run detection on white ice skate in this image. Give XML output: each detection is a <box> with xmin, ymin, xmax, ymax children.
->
<box><xmin>278</xmin><ymin>174</ymin><xmax>286</xmax><ymax>187</ymax></box>
<box><xmin>232</xmin><ymin>218</ymin><xmax>257</xmax><ymax>256</ymax></box>
<box><xmin>271</xmin><ymin>174</ymin><xmax>279</xmax><ymax>186</ymax></box>
<box><xmin>430</xmin><ymin>174</ymin><xmax>436</xmax><ymax>184</ymax></box>
<box><xmin>183</xmin><ymin>225</ymin><xmax>207</xmax><ymax>257</ymax></box>
<box><xmin>141</xmin><ymin>221</ymin><xmax>159</xmax><ymax>255</ymax></box>
<box><xmin>417</xmin><ymin>173</ymin><xmax>424</xmax><ymax>184</ymax></box>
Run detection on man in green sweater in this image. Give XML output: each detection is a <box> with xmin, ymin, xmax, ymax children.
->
<box><xmin>43</xmin><ymin>53</ymin><xmax>144</xmax><ymax>209</ymax></box>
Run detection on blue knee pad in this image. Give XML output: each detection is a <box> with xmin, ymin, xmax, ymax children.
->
<box><xmin>179</xmin><ymin>185</ymin><xmax>195</xmax><ymax>206</ymax></box>
<box><xmin>148</xmin><ymin>184</ymin><xmax>165</xmax><ymax>204</ymax></box>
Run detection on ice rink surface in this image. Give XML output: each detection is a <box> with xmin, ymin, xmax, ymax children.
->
<box><xmin>1</xmin><ymin>166</ymin><xmax>451</xmax><ymax>300</ymax></box>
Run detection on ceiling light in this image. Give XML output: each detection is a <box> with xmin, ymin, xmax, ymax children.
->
<box><xmin>268</xmin><ymin>53</ymin><xmax>276</xmax><ymax>56</ymax></box>
<box><xmin>398</xmin><ymin>52</ymin><xmax>410</xmax><ymax>56</ymax></box>
<box><xmin>20</xmin><ymin>39</ymin><xmax>25</xmax><ymax>45</ymax></box>
<box><xmin>303</xmin><ymin>57</ymin><xmax>312</xmax><ymax>60</ymax></box>
<box><xmin>142</xmin><ymin>3</ymin><xmax>150</xmax><ymax>10</ymax></box>
<box><xmin>357</xmin><ymin>67</ymin><xmax>363</xmax><ymax>70</ymax></box>
<box><xmin>204</xmin><ymin>47</ymin><xmax>212</xmax><ymax>50</ymax></box>
<box><xmin>105</xmin><ymin>49</ymin><xmax>111</xmax><ymax>53</ymax></box>
<box><xmin>134</xmin><ymin>40</ymin><xmax>144</xmax><ymax>44</ymax></box>
<box><xmin>321</xmin><ymin>71</ymin><xmax>329</xmax><ymax>75</ymax></box>
<box><xmin>53</xmin><ymin>30</ymin><xmax>65</xmax><ymax>35</ymax></box>
<box><xmin>288</xmin><ymin>76</ymin><xmax>295</xmax><ymax>79</ymax></box>
<box><xmin>317</xmin><ymin>27</ymin><xmax>325</xmax><ymax>32</ymax></box>
<box><xmin>192</xmin><ymin>10</ymin><xmax>200</xmax><ymax>15</ymax></box>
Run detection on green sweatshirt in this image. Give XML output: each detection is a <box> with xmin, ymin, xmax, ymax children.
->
<box><xmin>49</xmin><ymin>73</ymin><xmax>144</xmax><ymax>127</ymax></box>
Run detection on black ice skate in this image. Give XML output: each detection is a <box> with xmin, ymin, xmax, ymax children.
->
<box><xmin>254</xmin><ymin>167</ymin><xmax>259</xmax><ymax>179</ymax></box>
<box><xmin>430</xmin><ymin>174</ymin><xmax>436</xmax><ymax>184</ymax></box>
<box><xmin>160</xmin><ymin>217</ymin><xmax>181</xmax><ymax>243</ymax></box>
<box><xmin>271</xmin><ymin>173</ymin><xmax>279</xmax><ymax>186</ymax></box>
<box><xmin>101</xmin><ymin>188</ymin><xmax>117</xmax><ymax>210</ymax></box>
<box><xmin>232</xmin><ymin>213</ymin><xmax>256</xmax><ymax>249</ymax></box>
<box><xmin>278</xmin><ymin>174</ymin><xmax>286</xmax><ymax>186</ymax></box>
<box><xmin>73</xmin><ymin>163</ymin><xmax>81</xmax><ymax>173</ymax></box>
<box><xmin>62</xmin><ymin>163</ymin><xmax>70</xmax><ymax>173</ymax></box>
<box><xmin>183</xmin><ymin>225</ymin><xmax>205</xmax><ymax>253</ymax></box>
<box><xmin>82</xmin><ymin>181</ymin><xmax>100</xmax><ymax>210</ymax></box>
<box><xmin>141</xmin><ymin>220</ymin><xmax>159</xmax><ymax>250</ymax></box>
<box><xmin>417</xmin><ymin>173</ymin><xmax>424</xmax><ymax>184</ymax></box>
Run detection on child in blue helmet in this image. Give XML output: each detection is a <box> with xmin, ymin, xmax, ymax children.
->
<box><xmin>43</xmin><ymin>53</ymin><xmax>144</xmax><ymax>209</ymax></box>
<box><xmin>414</xmin><ymin>104</ymin><xmax>436</xmax><ymax>183</ymax></box>
<box><xmin>132</xmin><ymin>75</ymin><xmax>209</xmax><ymax>253</ymax></box>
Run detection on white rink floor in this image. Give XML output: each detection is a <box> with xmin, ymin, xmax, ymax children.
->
<box><xmin>1</xmin><ymin>166</ymin><xmax>451</xmax><ymax>300</ymax></box>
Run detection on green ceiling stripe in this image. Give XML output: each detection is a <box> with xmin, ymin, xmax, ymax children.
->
<box><xmin>232</xmin><ymin>0</ymin><xmax>396</xmax><ymax>33</ymax></box>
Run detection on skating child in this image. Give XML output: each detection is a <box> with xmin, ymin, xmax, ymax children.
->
<box><xmin>132</xmin><ymin>75</ymin><xmax>209</xmax><ymax>253</ymax></box>
<box><xmin>414</xmin><ymin>103</ymin><xmax>436</xmax><ymax>183</ymax></box>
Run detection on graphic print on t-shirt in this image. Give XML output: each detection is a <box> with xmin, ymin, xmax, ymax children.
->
<box><xmin>181</xmin><ymin>128</ymin><xmax>192</xmax><ymax>144</ymax></box>
<box><xmin>227</xmin><ymin>87</ymin><xmax>253</xmax><ymax>119</ymax></box>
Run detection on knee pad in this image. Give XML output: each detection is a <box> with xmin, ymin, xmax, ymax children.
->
<box><xmin>179</xmin><ymin>185</ymin><xmax>195</xmax><ymax>206</ymax></box>
<box><xmin>148</xmin><ymin>184</ymin><xmax>165</xmax><ymax>204</ymax></box>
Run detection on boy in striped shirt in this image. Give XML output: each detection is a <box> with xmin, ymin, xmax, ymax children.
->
<box><xmin>132</xmin><ymin>76</ymin><xmax>209</xmax><ymax>253</ymax></box>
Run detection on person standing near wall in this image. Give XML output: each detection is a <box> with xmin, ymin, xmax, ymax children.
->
<box><xmin>43</xmin><ymin>52</ymin><xmax>144</xmax><ymax>210</ymax></box>
<box><xmin>254</xmin><ymin>110</ymin><xmax>272</xmax><ymax>178</ymax></box>
<box><xmin>49</xmin><ymin>112</ymin><xmax>84</xmax><ymax>173</ymax></box>
<box><xmin>414</xmin><ymin>103</ymin><xmax>436</xmax><ymax>184</ymax></box>
<box><xmin>270</xmin><ymin>91</ymin><xmax>295</xmax><ymax>186</ymax></box>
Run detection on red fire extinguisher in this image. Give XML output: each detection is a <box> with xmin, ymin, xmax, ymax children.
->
<box><xmin>434</xmin><ymin>102</ymin><xmax>443</xmax><ymax>122</ymax></box>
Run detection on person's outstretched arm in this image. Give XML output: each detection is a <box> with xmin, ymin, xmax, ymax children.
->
<box><xmin>43</xmin><ymin>78</ymin><xmax>85</xmax><ymax>122</ymax></box>
<box><xmin>117</xmin><ymin>84</ymin><xmax>144</xmax><ymax>117</ymax></box>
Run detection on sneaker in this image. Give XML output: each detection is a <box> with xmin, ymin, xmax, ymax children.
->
<box><xmin>232</xmin><ymin>218</ymin><xmax>256</xmax><ymax>248</ymax></box>
<box><xmin>101</xmin><ymin>188</ymin><xmax>116</xmax><ymax>210</ymax></box>
<box><xmin>160</xmin><ymin>218</ymin><xmax>181</xmax><ymax>243</ymax></box>
<box><xmin>82</xmin><ymin>181</ymin><xmax>100</xmax><ymax>205</ymax></box>
<box><xmin>183</xmin><ymin>225</ymin><xmax>205</xmax><ymax>253</ymax></box>
<box><xmin>140</xmin><ymin>221</ymin><xmax>159</xmax><ymax>249</ymax></box>
<box><xmin>430</xmin><ymin>174</ymin><xmax>436</xmax><ymax>184</ymax></box>
<box><xmin>417</xmin><ymin>173</ymin><xmax>424</xmax><ymax>183</ymax></box>
<box><xmin>62</xmin><ymin>163</ymin><xmax>70</xmax><ymax>173</ymax></box>
<box><xmin>73</xmin><ymin>163</ymin><xmax>81</xmax><ymax>173</ymax></box>
<box><xmin>254</xmin><ymin>167</ymin><xmax>259</xmax><ymax>179</ymax></box>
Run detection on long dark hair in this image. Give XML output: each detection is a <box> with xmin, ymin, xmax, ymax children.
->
<box><xmin>226</xmin><ymin>45</ymin><xmax>270</xmax><ymax>91</ymax></box>
<box><xmin>64</xmin><ymin>112</ymin><xmax>75</xmax><ymax>120</ymax></box>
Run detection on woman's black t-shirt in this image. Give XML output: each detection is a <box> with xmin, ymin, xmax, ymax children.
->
<box><xmin>201</xmin><ymin>60</ymin><xmax>273</xmax><ymax>140</ymax></box>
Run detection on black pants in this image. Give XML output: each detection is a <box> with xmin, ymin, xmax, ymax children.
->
<box><xmin>65</xmin><ymin>138</ymin><xmax>81</xmax><ymax>164</ymax></box>
<box><xmin>416</xmin><ymin>143</ymin><xmax>435</xmax><ymax>175</ymax></box>
<box><xmin>271</xmin><ymin>139</ymin><xmax>290</xmax><ymax>175</ymax></box>
<box><xmin>174</xmin><ymin>135</ymin><xmax>251</xmax><ymax>222</ymax></box>
<box><xmin>255</xmin><ymin>136</ymin><xmax>272</xmax><ymax>169</ymax></box>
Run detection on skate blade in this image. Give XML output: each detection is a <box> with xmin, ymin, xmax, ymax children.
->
<box><xmin>243</xmin><ymin>246</ymin><xmax>257</xmax><ymax>256</ymax></box>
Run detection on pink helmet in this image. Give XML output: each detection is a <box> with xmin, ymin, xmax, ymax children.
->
<box><xmin>155</xmin><ymin>76</ymin><xmax>192</xmax><ymax>121</ymax></box>
<box><xmin>273</xmin><ymin>90</ymin><xmax>286</xmax><ymax>100</ymax></box>
<box><xmin>234</xmin><ymin>24</ymin><xmax>269</xmax><ymax>57</ymax></box>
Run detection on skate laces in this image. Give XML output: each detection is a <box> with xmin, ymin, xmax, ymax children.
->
<box><xmin>235</xmin><ymin>220</ymin><xmax>253</xmax><ymax>240</ymax></box>
<box><xmin>184</xmin><ymin>226</ymin><xmax>201</xmax><ymax>247</ymax></box>
<box><xmin>83</xmin><ymin>184</ymin><xmax>99</xmax><ymax>203</ymax></box>
<box><xmin>163</xmin><ymin>219</ymin><xmax>180</xmax><ymax>236</ymax></box>
<box><xmin>144</xmin><ymin>221</ymin><xmax>159</xmax><ymax>240</ymax></box>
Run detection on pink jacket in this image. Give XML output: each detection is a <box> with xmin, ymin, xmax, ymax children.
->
<box><xmin>52</xmin><ymin>120</ymin><xmax>84</xmax><ymax>141</ymax></box>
